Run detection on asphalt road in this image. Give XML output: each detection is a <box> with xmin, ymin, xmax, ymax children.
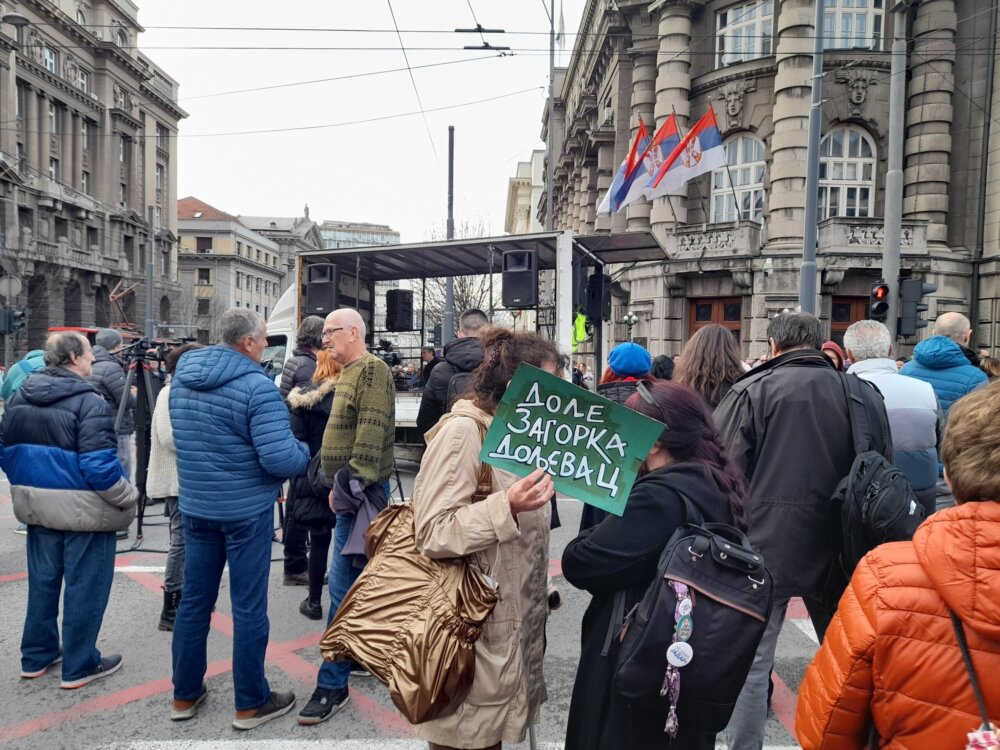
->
<box><xmin>0</xmin><ymin>464</ymin><xmax>817</xmax><ymax>750</ymax></box>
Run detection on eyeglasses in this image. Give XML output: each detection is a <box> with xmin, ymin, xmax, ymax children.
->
<box><xmin>636</xmin><ymin>382</ymin><xmax>670</xmax><ymax>432</ymax></box>
<box><xmin>322</xmin><ymin>327</ymin><xmax>345</xmax><ymax>337</ymax></box>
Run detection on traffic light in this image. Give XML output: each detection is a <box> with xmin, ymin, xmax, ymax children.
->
<box><xmin>0</xmin><ymin>309</ymin><xmax>9</xmax><ymax>334</ymax></box>
<box><xmin>870</xmin><ymin>281</ymin><xmax>891</xmax><ymax>322</ymax></box>
<box><xmin>898</xmin><ymin>279</ymin><xmax>937</xmax><ymax>337</ymax></box>
<box><xmin>9</xmin><ymin>308</ymin><xmax>25</xmax><ymax>333</ymax></box>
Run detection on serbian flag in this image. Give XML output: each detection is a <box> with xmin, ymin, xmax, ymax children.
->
<box><xmin>613</xmin><ymin>114</ymin><xmax>682</xmax><ymax>210</ymax></box>
<box><xmin>597</xmin><ymin>118</ymin><xmax>650</xmax><ymax>214</ymax></box>
<box><xmin>646</xmin><ymin>107</ymin><xmax>726</xmax><ymax>201</ymax></box>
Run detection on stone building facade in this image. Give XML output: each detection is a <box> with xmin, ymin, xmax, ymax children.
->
<box><xmin>239</xmin><ymin>209</ymin><xmax>324</xmax><ymax>294</ymax></box>
<box><xmin>541</xmin><ymin>0</ymin><xmax>1000</xmax><ymax>357</ymax></box>
<box><xmin>0</xmin><ymin>0</ymin><xmax>185</xmax><ymax>354</ymax></box>
<box><xmin>176</xmin><ymin>197</ymin><xmax>284</xmax><ymax>344</ymax></box>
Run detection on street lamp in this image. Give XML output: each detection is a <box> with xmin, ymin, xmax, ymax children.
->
<box><xmin>1</xmin><ymin>11</ymin><xmax>29</xmax><ymax>26</ymax></box>
<box><xmin>622</xmin><ymin>312</ymin><xmax>638</xmax><ymax>340</ymax></box>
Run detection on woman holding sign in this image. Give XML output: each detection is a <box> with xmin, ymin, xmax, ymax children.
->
<box><xmin>410</xmin><ymin>327</ymin><xmax>562</xmax><ymax>750</ymax></box>
<box><xmin>562</xmin><ymin>381</ymin><xmax>750</xmax><ymax>750</ymax></box>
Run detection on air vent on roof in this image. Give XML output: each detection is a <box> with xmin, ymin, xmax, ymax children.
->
<box><xmin>193</xmin><ymin>212</ymin><xmax>203</xmax><ymax>218</ymax></box>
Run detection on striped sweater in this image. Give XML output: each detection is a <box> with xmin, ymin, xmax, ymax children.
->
<box><xmin>321</xmin><ymin>353</ymin><xmax>395</xmax><ymax>487</ymax></box>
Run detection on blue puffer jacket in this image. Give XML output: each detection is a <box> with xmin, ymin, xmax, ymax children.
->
<box><xmin>0</xmin><ymin>367</ymin><xmax>137</xmax><ymax>532</ymax></box>
<box><xmin>170</xmin><ymin>345</ymin><xmax>310</xmax><ymax>521</ymax></box>
<box><xmin>900</xmin><ymin>336</ymin><xmax>988</xmax><ymax>416</ymax></box>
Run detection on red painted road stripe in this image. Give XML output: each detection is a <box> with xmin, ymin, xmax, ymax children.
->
<box><xmin>0</xmin><ymin>553</ymin><xmax>158</xmax><ymax>586</ymax></box>
<box><xmin>787</xmin><ymin>598</ymin><xmax>808</xmax><ymax>620</ymax></box>
<box><xmin>548</xmin><ymin>557</ymin><xmax>562</xmax><ymax>579</ymax></box>
<box><xmin>0</xmin><ymin>658</ymin><xmax>233</xmax><ymax>743</ymax></box>
<box><xmin>0</xmin><ymin>571</ymin><xmax>27</xmax><ymax>583</ymax></box>
<box><xmin>770</xmin><ymin>668</ymin><xmax>798</xmax><ymax>739</ymax></box>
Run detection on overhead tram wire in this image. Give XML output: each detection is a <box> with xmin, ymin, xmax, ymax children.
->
<box><xmin>386</xmin><ymin>0</ymin><xmax>438</xmax><ymax>163</ymax></box>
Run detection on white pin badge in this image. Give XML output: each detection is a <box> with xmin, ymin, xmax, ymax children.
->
<box><xmin>666</xmin><ymin>641</ymin><xmax>694</xmax><ymax>668</ymax></box>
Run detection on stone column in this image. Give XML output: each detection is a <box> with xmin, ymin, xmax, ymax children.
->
<box><xmin>72</xmin><ymin>113</ymin><xmax>83</xmax><ymax>188</ymax></box>
<box><xmin>38</xmin><ymin>93</ymin><xmax>50</xmax><ymax>177</ymax></box>
<box><xmin>650</xmin><ymin>0</ymin><xmax>693</xmax><ymax>242</ymax></box>
<box><xmin>626</xmin><ymin>46</ymin><xmax>658</xmax><ymax>232</ymax></box>
<box><xmin>61</xmin><ymin>106</ymin><xmax>72</xmax><ymax>177</ymax></box>
<box><xmin>903</xmin><ymin>0</ymin><xmax>956</xmax><ymax>246</ymax></box>
<box><xmin>766</xmin><ymin>0</ymin><xmax>816</xmax><ymax>249</ymax></box>
<box><xmin>25</xmin><ymin>87</ymin><xmax>38</xmax><ymax>174</ymax></box>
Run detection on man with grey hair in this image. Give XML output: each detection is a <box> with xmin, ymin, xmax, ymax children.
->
<box><xmin>86</xmin><ymin>328</ymin><xmax>136</xmax><ymax>479</ymax></box>
<box><xmin>716</xmin><ymin>312</ymin><xmax>892</xmax><ymax>750</ymax></box>
<box><xmin>901</xmin><ymin>311</ymin><xmax>988</xmax><ymax>416</ymax></box>
<box><xmin>844</xmin><ymin>319</ymin><xmax>943</xmax><ymax>515</ymax></box>
<box><xmin>169</xmin><ymin>308</ymin><xmax>310</xmax><ymax>729</ymax></box>
<box><xmin>0</xmin><ymin>331</ymin><xmax>138</xmax><ymax>689</ymax></box>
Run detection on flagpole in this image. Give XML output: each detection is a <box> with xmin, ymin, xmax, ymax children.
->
<box><xmin>670</xmin><ymin>105</ymin><xmax>711</xmax><ymax>224</ymax></box>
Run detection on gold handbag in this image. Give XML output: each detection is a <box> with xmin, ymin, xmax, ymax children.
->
<box><xmin>319</xmin><ymin>416</ymin><xmax>500</xmax><ymax>725</ymax></box>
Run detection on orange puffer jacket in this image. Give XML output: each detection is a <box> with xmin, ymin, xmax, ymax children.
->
<box><xmin>796</xmin><ymin>501</ymin><xmax>1000</xmax><ymax>750</ymax></box>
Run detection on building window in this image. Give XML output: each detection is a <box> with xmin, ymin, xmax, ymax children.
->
<box><xmin>246</xmin><ymin>275</ymin><xmax>252</xmax><ymax>290</ymax></box>
<box><xmin>155</xmin><ymin>164</ymin><xmax>164</xmax><ymax>192</ymax></box>
<box><xmin>717</xmin><ymin>0</ymin><xmax>773</xmax><ymax>67</ymax></box>
<box><xmin>823</xmin><ymin>0</ymin><xmax>883</xmax><ymax>50</ymax></box>
<box><xmin>49</xmin><ymin>158</ymin><xmax>59</xmax><ymax>180</ymax></box>
<box><xmin>119</xmin><ymin>137</ymin><xmax>127</xmax><ymax>163</ymax></box>
<box><xmin>196</xmin><ymin>236</ymin><xmax>212</xmax><ymax>253</ymax></box>
<box><xmin>157</xmin><ymin>123</ymin><xmax>168</xmax><ymax>150</ymax></box>
<box><xmin>115</xmin><ymin>29</ymin><xmax>128</xmax><ymax>48</ymax></box>
<box><xmin>43</xmin><ymin>47</ymin><xmax>56</xmax><ymax>73</ymax></box>
<box><xmin>197</xmin><ymin>268</ymin><xmax>211</xmax><ymax>285</ymax></box>
<box><xmin>255</xmin><ymin>248</ymin><xmax>261</xmax><ymax>263</ymax></box>
<box><xmin>689</xmin><ymin>297</ymin><xmax>743</xmax><ymax>340</ymax></box>
<box><xmin>77</xmin><ymin>69</ymin><xmax>89</xmax><ymax>93</ymax></box>
<box><xmin>49</xmin><ymin>102</ymin><xmax>57</xmax><ymax>134</ymax></box>
<box><xmin>81</xmin><ymin>120</ymin><xmax>89</xmax><ymax>150</ymax></box>
<box><xmin>255</xmin><ymin>305</ymin><xmax>260</xmax><ymax>313</ymax></box>
<box><xmin>118</xmin><ymin>183</ymin><xmax>127</xmax><ymax>206</ymax></box>
<box><xmin>76</xmin><ymin>9</ymin><xmax>86</xmax><ymax>25</ymax></box>
<box><xmin>81</xmin><ymin>171</ymin><xmax>90</xmax><ymax>193</ymax></box>
<box><xmin>161</xmin><ymin>249</ymin><xmax>170</xmax><ymax>278</ymax></box>
<box><xmin>711</xmin><ymin>135</ymin><xmax>766</xmax><ymax>222</ymax></box>
<box><xmin>236</xmin><ymin>242</ymin><xmax>242</xmax><ymax>256</ymax></box>
<box><xmin>264</xmin><ymin>306</ymin><xmax>269</xmax><ymax>318</ymax></box>
<box><xmin>197</xmin><ymin>299</ymin><xmax>210</xmax><ymax>315</ymax></box>
<box><xmin>155</xmin><ymin>207</ymin><xmax>162</xmax><ymax>228</ymax></box>
<box><xmin>255</xmin><ymin>278</ymin><xmax>261</xmax><ymax>293</ymax></box>
<box><xmin>236</xmin><ymin>271</ymin><xmax>243</xmax><ymax>288</ymax></box>
<box><xmin>819</xmin><ymin>126</ymin><xmax>876</xmax><ymax>219</ymax></box>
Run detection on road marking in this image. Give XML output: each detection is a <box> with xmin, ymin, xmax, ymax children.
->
<box><xmin>790</xmin><ymin>617</ymin><xmax>819</xmax><ymax>645</ymax></box>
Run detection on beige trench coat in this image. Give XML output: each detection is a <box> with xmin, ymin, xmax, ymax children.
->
<box><xmin>411</xmin><ymin>399</ymin><xmax>550</xmax><ymax>748</ymax></box>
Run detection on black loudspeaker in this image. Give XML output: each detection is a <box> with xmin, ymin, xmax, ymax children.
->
<box><xmin>304</xmin><ymin>263</ymin><xmax>338</xmax><ymax>316</ymax></box>
<box><xmin>586</xmin><ymin>273</ymin><xmax>612</xmax><ymax>322</ymax></box>
<box><xmin>386</xmin><ymin>288</ymin><xmax>413</xmax><ymax>331</ymax></box>
<box><xmin>502</xmin><ymin>249</ymin><xmax>538</xmax><ymax>309</ymax></box>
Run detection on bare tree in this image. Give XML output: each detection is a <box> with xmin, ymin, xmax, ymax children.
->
<box><xmin>417</xmin><ymin>218</ymin><xmax>512</xmax><ymax>330</ymax></box>
<box><xmin>174</xmin><ymin>286</ymin><xmax>228</xmax><ymax>344</ymax></box>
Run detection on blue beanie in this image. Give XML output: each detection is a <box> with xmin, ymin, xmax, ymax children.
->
<box><xmin>608</xmin><ymin>342</ymin><xmax>652</xmax><ymax>378</ymax></box>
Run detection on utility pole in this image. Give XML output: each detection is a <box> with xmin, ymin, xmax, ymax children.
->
<box><xmin>546</xmin><ymin>0</ymin><xmax>555</xmax><ymax>231</ymax></box>
<box><xmin>799</xmin><ymin>0</ymin><xmax>826</xmax><ymax>314</ymax></box>
<box><xmin>883</xmin><ymin>1</ymin><xmax>914</xmax><ymax>330</ymax></box>
<box><xmin>145</xmin><ymin>206</ymin><xmax>156</xmax><ymax>339</ymax></box>
<box><xmin>443</xmin><ymin>126</ymin><xmax>455</xmax><ymax>345</ymax></box>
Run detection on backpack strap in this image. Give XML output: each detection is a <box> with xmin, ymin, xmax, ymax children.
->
<box><xmin>950</xmin><ymin>611</ymin><xmax>994</xmax><ymax>730</ymax></box>
<box><xmin>840</xmin><ymin>373</ymin><xmax>874</xmax><ymax>456</ymax></box>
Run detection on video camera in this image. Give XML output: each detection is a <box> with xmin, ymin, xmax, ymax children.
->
<box><xmin>370</xmin><ymin>338</ymin><xmax>402</xmax><ymax>367</ymax></box>
<box><xmin>120</xmin><ymin>336</ymin><xmax>196</xmax><ymax>365</ymax></box>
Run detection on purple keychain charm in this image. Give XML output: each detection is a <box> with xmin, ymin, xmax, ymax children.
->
<box><xmin>660</xmin><ymin>581</ymin><xmax>694</xmax><ymax>737</ymax></box>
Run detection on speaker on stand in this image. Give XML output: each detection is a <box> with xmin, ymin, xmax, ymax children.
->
<box><xmin>501</xmin><ymin>249</ymin><xmax>539</xmax><ymax>308</ymax></box>
<box><xmin>303</xmin><ymin>263</ymin><xmax>338</xmax><ymax>316</ymax></box>
<box><xmin>386</xmin><ymin>288</ymin><xmax>414</xmax><ymax>331</ymax></box>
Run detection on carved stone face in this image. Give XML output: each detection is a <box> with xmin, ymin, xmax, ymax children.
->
<box><xmin>725</xmin><ymin>90</ymin><xmax>744</xmax><ymax>117</ymax></box>
<box><xmin>849</xmin><ymin>83</ymin><xmax>867</xmax><ymax>106</ymax></box>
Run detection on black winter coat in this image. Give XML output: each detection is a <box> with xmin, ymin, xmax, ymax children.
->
<box><xmin>279</xmin><ymin>348</ymin><xmax>317</xmax><ymax>399</ymax></box>
<box><xmin>562</xmin><ymin>463</ymin><xmax>734</xmax><ymax>750</ymax></box>
<box><xmin>580</xmin><ymin>379</ymin><xmax>645</xmax><ymax>531</ymax></box>
<box><xmin>86</xmin><ymin>345</ymin><xmax>135</xmax><ymax>434</ymax></box>
<box><xmin>415</xmin><ymin>336</ymin><xmax>483</xmax><ymax>439</ymax></box>
<box><xmin>714</xmin><ymin>348</ymin><xmax>892</xmax><ymax>599</ymax></box>
<box><xmin>286</xmin><ymin>378</ymin><xmax>337</xmax><ymax>527</ymax></box>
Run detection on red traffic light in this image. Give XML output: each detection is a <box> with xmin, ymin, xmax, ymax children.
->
<box><xmin>872</xmin><ymin>284</ymin><xmax>889</xmax><ymax>300</ymax></box>
<box><xmin>870</xmin><ymin>281</ymin><xmax>891</xmax><ymax>322</ymax></box>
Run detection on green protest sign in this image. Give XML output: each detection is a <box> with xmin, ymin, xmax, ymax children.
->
<box><xmin>479</xmin><ymin>363</ymin><xmax>664</xmax><ymax>517</ymax></box>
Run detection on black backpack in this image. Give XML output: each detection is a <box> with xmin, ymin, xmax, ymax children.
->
<box><xmin>832</xmin><ymin>373</ymin><xmax>925</xmax><ymax>581</ymax></box>
<box><xmin>445</xmin><ymin>371</ymin><xmax>474</xmax><ymax>412</ymax></box>
<box><xmin>612</xmin><ymin>496</ymin><xmax>773</xmax><ymax>733</ymax></box>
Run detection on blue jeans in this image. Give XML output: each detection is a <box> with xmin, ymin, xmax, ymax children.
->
<box><xmin>22</xmin><ymin>526</ymin><xmax>116</xmax><ymax>681</ymax></box>
<box><xmin>172</xmin><ymin>508</ymin><xmax>273</xmax><ymax>711</ymax></box>
<box><xmin>316</xmin><ymin>513</ymin><xmax>363</xmax><ymax>691</ymax></box>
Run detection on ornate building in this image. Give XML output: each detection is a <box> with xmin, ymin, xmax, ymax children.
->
<box><xmin>0</xmin><ymin>0</ymin><xmax>186</xmax><ymax>352</ymax></box>
<box><xmin>541</xmin><ymin>0</ymin><xmax>999</xmax><ymax>356</ymax></box>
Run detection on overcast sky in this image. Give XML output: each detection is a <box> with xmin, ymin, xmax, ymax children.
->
<box><xmin>139</xmin><ymin>0</ymin><xmax>586</xmax><ymax>242</ymax></box>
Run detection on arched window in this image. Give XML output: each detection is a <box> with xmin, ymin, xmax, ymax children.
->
<box><xmin>711</xmin><ymin>135</ymin><xmax>765</xmax><ymax>223</ymax></box>
<box><xmin>115</xmin><ymin>29</ymin><xmax>128</xmax><ymax>47</ymax></box>
<box><xmin>819</xmin><ymin>127</ymin><xmax>876</xmax><ymax>219</ymax></box>
<box><xmin>75</xmin><ymin>9</ymin><xmax>86</xmax><ymax>26</ymax></box>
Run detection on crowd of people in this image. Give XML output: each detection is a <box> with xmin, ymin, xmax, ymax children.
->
<box><xmin>1</xmin><ymin>304</ymin><xmax>998</xmax><ymax>748</ymax></box>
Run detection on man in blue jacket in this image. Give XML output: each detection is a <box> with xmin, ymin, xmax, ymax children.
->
<box><xmin>901</xmin><ymin>311</ymin><xmax>988</xmax><ymax>416</ymax></box>
<box><xmin>0</xmin><ymin>332</ymin><xmax>138</xmax><ymax>689</ymax></box>
<box><xmin>169</xmin><ymin>308</ymin><xmax>310</xmax><ymax>730</ymax></box>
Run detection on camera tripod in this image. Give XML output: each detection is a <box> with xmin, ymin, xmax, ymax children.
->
<box><xmin>114</xmin><ymin>344</ymin><xmax>165</xmax><ymax>552</ymax></box>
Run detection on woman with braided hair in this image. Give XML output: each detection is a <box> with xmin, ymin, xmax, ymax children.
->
<box><xmin>562</xmin><ymin>380</ymin><xmax>749</xmax><ymax>750</ymax></box>
<box><xmin>410</xmin><ymin>326</ymin><xmax>563</xmax><ymax>750</ymax></box>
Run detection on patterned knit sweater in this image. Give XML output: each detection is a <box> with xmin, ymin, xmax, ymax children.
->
<box><xmin>321</xmin><ymin>353</ymin><xmax>396</xmax><ymax>487</ymax></box>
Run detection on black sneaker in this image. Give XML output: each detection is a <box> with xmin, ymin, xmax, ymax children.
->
<box><xmin>283</xmin><ymin>571</ymin><xmax>309</xmax><ymax>587</ymax></box>
<box><xmin>297</xmin><ymin>687</ymin><xmax>349</xmax><ymax>726</ymax></box>
<box><xmin>299</xmin><ymin>597</ymin><xmax>322</xmax><ymax>620</ymax></box>
<box><xmin>232</xmin><ymin>690</ymin><xmax>296</xmax><ymax>730</ymax></box>
<box><xmin>60</xmin><ymin>654</ymin><xmax>123</xmax><ymax>689</ymax></box>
